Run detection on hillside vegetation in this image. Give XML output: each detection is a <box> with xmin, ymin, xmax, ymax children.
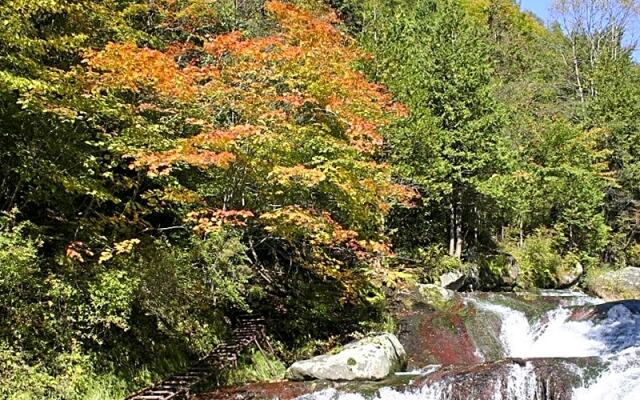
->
<box><xmin>0</xmin><ymin>0</ymin><xmax>638</xmax><ymax>398</ymax></box>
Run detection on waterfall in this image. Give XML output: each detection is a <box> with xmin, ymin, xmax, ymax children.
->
<box><xmin>474</xmin><ymin>296</ymin><xmax>640</xmax><ymax>400</ymax></box>
<box><xmin>572</xmin><ymin>348</ymin><xmax>640</xmax><ymax>400</ymax></box>
<box><xmin>471</xmin><ymin>301</ymin><xmax>605</xmax><ymax>358</ymax></box>
<box><xmin>295</xmin><ymin>292</ymin><xmax>640</xmax><ymax>400</ymax></box>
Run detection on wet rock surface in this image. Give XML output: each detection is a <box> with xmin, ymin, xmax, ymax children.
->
<box><xmin>197</xmin><ymin>358</ymin><xmax>601</xmax><ymax>400</ymax></box>
<box><xmin>196</xmin><ymin>290</ymin><xmax>640</xmax><ymax>400</ymax></box>
<box><xmin>395</xmin><ymin>289</ymin><xmax>564</xmax><ymax>368</ymax></box>
<box><xmin>587</xmin><ymin>267</ymin><xmax>640</xmax><ymax>301</ymax></box>
<box><xmin>411</xmin><ymin>358</ymin><xmax>600</xmax><ymax>400</ymax></box>
<box><xmin>397</xmin><ymin>299</ymin><xmax>485</xmax><ymax>367</ymax></box>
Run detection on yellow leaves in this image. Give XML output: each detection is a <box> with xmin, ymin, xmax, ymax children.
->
<box><xmin>262</xmin><ymin>206</ymin><xmax>331</xmax><ymax>245</ymax></box>
<box><xmin>97</xmin><ymin>239</ymin><xmax>141</xmax><ymax>265</ymax></box>
<box><xmin>260</xmin><ymin>206</ymin><xmax>359</xmax><ymax>247</ymax></box>
<box><xmin>382</xmin><ymin>269</ymin><xmax>417</xmax><ymax>290</ymax></box>
<box><xmin>144</xmin><ymin>186</ymin><xmax>203</xmax><ymax>207</ymax></box>
<box><xmin>173</xmin><ymin>0</ymin><xmax>220</xmax><ymax>31</ymax></box>
<box><xmin>114</xmin><ymin>239</ymin><xmax>141</xmax><ymax>255</ymax></box>
<box><xmin>98</xmin><ymin>251</ymin><xmax>113</xmax><ymax>265</ymax></box>
<box><xmin>270</xmin><ymin>165</ymin><xmax>326</xmax><ymax>188</ymax></box>
<box><xmin>67</xmin><ymin>239</ymin><xmax>142</xmax><ymax>265</ymax></box>
<box><xmin>65</xmin><ymin>239</ymin><xmax>140</xmax><ymax>264</ymax></box>
<box><xmin>187</xmin><ymin>209</ymin><xmax>255</xmax><ymax>234</ymax></box>
<box><xmin>132</xmin><ymin>125</ymin><xmax>260</xmax><ymax>175</ymax></box>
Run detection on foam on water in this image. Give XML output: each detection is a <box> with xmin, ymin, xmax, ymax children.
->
<box><xmin>296</xmin><ymin>292</ymin><xmax>640</xmax><ymax>400</ymax></box>
<box><xmin>473</xmin><ymin>302</ymin><xmax>605</xmax><ymax>358</ymax></box>
<box><xmin>475</xmin><ymin>298</ymin><xmax>640</xmax><ymax>399</ymax></box>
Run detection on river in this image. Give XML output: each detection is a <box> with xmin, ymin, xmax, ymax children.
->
<box><xmin>201</xmin><ymin>290</ymin><xmax>640</xmax><ymax>400</ymax></box>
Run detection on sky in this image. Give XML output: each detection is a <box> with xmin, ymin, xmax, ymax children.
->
<box><xmin>520</xmin><ymin>0</ymin><xmax>554</xmax><ymax>23</ymax></box>
<box><xmin>519</xmin><ymin>0</ymin><xmax>640</xmax><ymax>61</ymax></box>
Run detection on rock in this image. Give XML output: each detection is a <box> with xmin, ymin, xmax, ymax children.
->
<box><xmin>411</xmin><ymin>358</ymin><xmax>598</xmax><ymax>400</ymax></box>
<box><xmin>587</xmin><ymin>267</ymin><xmax>640</xmax><ymax>301</ymax></box>
<box><xmin>556</xmin><ymin>261</ymin><xmax>583</xmax><ymax>288</ymax></box>
<box><xmin>501</xmin><ymin>256</ymin><xmax>520</xmax><ymax>287</ymax></box>
<box><xmin>440</xmin><ymin>270</ymin><xmax>466</xmax><ymax>291</ymax></box>
<box><xmin>286</xmin><ymin>333</ymin><xmax>407</xmax><ymax>381</ymax></box>
<box><xmin>203</xmin><ymin>358</ymin><xmax>601</xmax><ymax>400</ymax></box>
<box><xmin>417</xmin><ymin>283</ymin><xmax>455</xmax><ymax>306</ymax></box>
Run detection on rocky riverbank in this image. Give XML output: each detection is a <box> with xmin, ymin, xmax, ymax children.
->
<box><xmin>196</xmin><ymin>283</ymin><xmax>640</xmax><ymax>400</ymax></box>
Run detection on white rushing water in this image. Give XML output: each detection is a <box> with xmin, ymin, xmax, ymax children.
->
<box><xmin>474</xmin><ymin>295</ymin><xmax>640</xmax><ymax>400</ymax></box>
<box><xmin>296</xmin><ymin>292</ymin><xmax>640</xmax><ymax>400</ymax></box>
<box><xmin>472</xmin><ymin>302</ymin><xmax>606</xmax><ymax>358</ymax></box>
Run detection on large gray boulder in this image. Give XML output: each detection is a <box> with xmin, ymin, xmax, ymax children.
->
<box><xmin>556</xmin><ymin>261</ymin><xmax>584</xmax><ymax>288</ymax></box>
<box><xmin>588</xmin><ymin>267</ymin><xmax>640</xmax><ymax>301</ymax></box>
<box><xmin>501</xmin><ymin>256</ymin><xmax>520</xmax><ymax>287</ymax></box>
<box><xmin>286</xmin><ymin>333</ymin><xmax>407</xmax><ymax>381</ymax></box>
<box><xmin>440</xmin><ymin>270</ymin><xmax>466</xmax><ymax>291</ymax></box>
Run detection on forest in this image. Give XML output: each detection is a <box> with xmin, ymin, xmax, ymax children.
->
<box><xmin>0</xmin><ymin>0</ymin><xmax>638</xmax><ymax>398</ymax></box>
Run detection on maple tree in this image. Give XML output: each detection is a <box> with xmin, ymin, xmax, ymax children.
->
<box><xmin>2</xmin><ymin>0</ymin><xmax>637</xmax><ymax>397</ymax></box>
<box><xmin>82</xmin><ymin>0</ymin><xmax>412</xmax><ymax>298</ymax></box>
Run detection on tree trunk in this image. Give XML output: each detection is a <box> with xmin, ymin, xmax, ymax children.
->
<box><xmin>455</xmin><ymin>199</ymin><xmax>463</xmax><ymax>259</ymax></box>
<box><xmin>449</xmin><ymin>201</ymin><xmax>456</xmax><ymax>256</ymax></box>
<box><xmin>572</xmin><ymin>37</ymin><xmax>586</xmax><ymax>103</ymax></box>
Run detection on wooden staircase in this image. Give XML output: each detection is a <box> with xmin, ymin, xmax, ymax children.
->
<box><xmin>126</xmin><ymin>315</ymin><xmax>269</xmax><ymax>400</ymax></box>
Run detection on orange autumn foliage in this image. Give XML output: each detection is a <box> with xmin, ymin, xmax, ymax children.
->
<box><xmin>83</xmin><ymin>1</ymin><xmax>415</xmax><ymax>291</ymax></box>
<box><xmin>132</xmin><ymin>125</ymin><xmax>259</xmax><ymax>174</ymax></box>
<box><xmin>188</xmin><ymin>209</ymin><xmax>255</xmax><ymax>233</ymax></box>
<box><xmin>85</xmin><ymin>43</ymin><xmax>198</xmax><ymax>100</ymax></box>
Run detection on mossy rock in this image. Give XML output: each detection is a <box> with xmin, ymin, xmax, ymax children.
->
<box><xmin>587</xmin><ymin>267</ymin><xmax>640</xmax><ymax>301</ymax></box>
<box><xmin>416</xmin><ymin>284</ymin><xmax>456</xmax><ymax>310</ymax></box>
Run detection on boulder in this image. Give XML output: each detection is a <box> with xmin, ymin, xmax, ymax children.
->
<box><xmin>440</xmin><ymin>270</ymin><xmax>466</xmax><ymax>291</ymax></box>
<box><xmin>500</xmin><ymin>256</ymin><xmax>520</xmax><ymax>287</ymax></box>
<box><xmin>203</xmin><ymin>358</ymin><xmax>600</xmax><ymax>400</ymax></box>
<box><xmin>556</xmin><ymin>261</ymin><xmax>583</xmax><ymax>288</ymax></box>
<box><xmin>286</xmin><ymin>333</ymin><xmax>407</xmax><ymax>381</ymax></box>
<box><xmin>417</xmin><ymin>283</ymin><xmax>455</xmax><ymax>307</ymax></box>
<box><xmin>588</xmin><ymin>267</ymin><xmax>640</xmax><ymax>301</ymax></box>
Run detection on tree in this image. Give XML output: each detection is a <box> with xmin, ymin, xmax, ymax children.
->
<box><xmin>0</xmin><ymin>1</ymin><xmax>411</xmax><ymax>397</ymax></box>
<box><xmin>347</xmin><ymin>0</ymin><xmax>502</xmax><ymax>259</ymax></box>
<box><xmin>552</xmin><ymin>0</ymin><xmax>640</xmax><ymax>102</ymax></box>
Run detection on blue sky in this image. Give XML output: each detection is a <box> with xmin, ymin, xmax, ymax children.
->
<box><xmin>520</xmin><ymin>0</ymin><xmax>554</xmax><ymax>22</ymax></box>
<box><xmin>519</xmin><ymin>0</ymin><xmax>640</xmax><ymax>61</ymax></box>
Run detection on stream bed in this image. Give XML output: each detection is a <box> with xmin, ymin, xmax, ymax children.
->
<box><xmin>199</xmin><ymin>290</ymin><xmax>640</xmax><ymax>400</ymax></box>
